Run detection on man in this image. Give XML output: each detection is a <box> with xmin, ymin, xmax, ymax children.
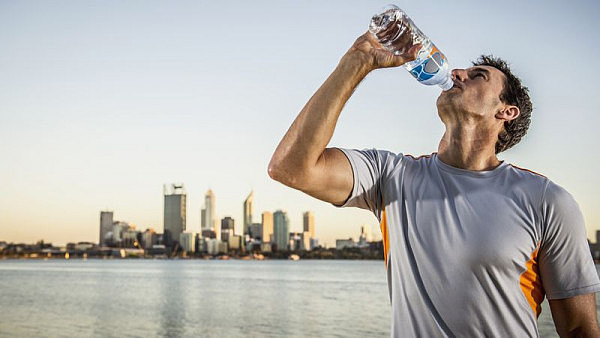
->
<box><xmin>268</xmin><ymin>31</ymin><xmax>600</xmax><ymax>337</ymax></box>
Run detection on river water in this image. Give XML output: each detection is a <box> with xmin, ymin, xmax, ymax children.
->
<box><xmin>0</xmin><ymin>259</ymin><xmax>596</xmax><ymax>337</ymax></box>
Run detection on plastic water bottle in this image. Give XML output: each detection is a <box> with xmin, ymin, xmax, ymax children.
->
<box><xmin>369</xmin><ymin>5</ymin><xmax>454</xmax><ymax>91</ymax></box>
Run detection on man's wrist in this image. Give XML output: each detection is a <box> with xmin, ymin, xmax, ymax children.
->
<box><xmin>338</xmin><ymin>51</ymin><xmax>373</xmax><ymax>80</ymax></box>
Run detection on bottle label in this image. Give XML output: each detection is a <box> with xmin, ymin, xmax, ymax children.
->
<box><xmin>409</xmin><ymin>46</ymin><xmax>446</xmax><ymax>82</ymax></box>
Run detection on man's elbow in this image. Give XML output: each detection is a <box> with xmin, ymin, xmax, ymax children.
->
<box><xmin>559</xmin><ymin>325</ymin><xmax>600</xmax><ymax>338</ymax></box>
<box><xmin>267</xmin><ymin>160</ymin><xmax>307</xmax><ymax>190</ymax></box>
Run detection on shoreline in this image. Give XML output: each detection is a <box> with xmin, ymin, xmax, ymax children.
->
<box><xmin>0</xmin><ymin>256</ymin><xmax>384</xmax><ymax>261</ymax></box>
<box><xmin>0</xmin><ymin>247</ymin><xmax>385</xmax><ymax>261</ymax></box>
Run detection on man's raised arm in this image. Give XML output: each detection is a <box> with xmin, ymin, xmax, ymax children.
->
<box><xmin>267</xmin><ymin>32</ymin><xmax>419</xmax><ymax>205</ymax></box>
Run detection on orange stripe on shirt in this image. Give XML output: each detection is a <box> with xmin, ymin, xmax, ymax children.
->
<box><xmin>520</xmin><ymin>246</ymin><xmax>545</xmax><ymax>317</ymax></box>
<box><xmin>404</xmin><ymin>153</ymin><xmax>434</xmax><ymax>161</ymax></box>
<box><xmin>380</xmin><ymin>207</ymin><xmax>390</xmax><ymax>268</ymax></box>
<box><xmin>509</xmin><ymin>164</ymin><xmax>547</xmax><ymax>178</ymax></box>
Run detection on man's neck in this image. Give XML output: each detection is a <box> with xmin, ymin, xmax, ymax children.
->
<box><xmin>437</xmin><ymin>123</ymin><xmax>501</xmax><ymax>171</ymax></box>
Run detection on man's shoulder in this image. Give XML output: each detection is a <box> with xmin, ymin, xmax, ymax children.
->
<box><xmin>338</xmin><ymin>148</ymin><xmax>434</xmax><ymax>182</ymax></box>
<box><xmin>338</xmin><ymin>147</ymin><xmax>406</xmax><ymax>168</ymax></box>
<box><xmin>506</xmin><ymin>162</ymin><xmax>548</xmax><ymax>180</ymax></box>
<box><xmin>374</xmin><ymin>150</ymin><xmax>436</xmax><ymax>172</ymax></box>
<box><xmin>504</xmin><ymin>163</ymin><xmax>579</xmax><ymax>210</ymax></box>
<box><xmin>504</xmin><ymin>162</ymin><xmax>550</xmax><ymax>187</ymax></box>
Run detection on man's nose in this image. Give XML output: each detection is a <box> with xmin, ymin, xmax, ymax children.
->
<box><xmin>451</xmin><ymin>69</ymin><xmax>467</xmax><ymax>82</ymax></box>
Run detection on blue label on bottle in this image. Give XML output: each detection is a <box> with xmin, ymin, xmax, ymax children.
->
<box><xmin>410</xmin><ymin>51</ymin><xmax>444</xmax><ymax>82</ymax></box>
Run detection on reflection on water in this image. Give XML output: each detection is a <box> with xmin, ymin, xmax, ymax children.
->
<box><xmin>0</xmin><ymin>260</ymin><xmax>597</xmax><ymax>337</ymax></box>
<box><xmin>160</xmin><ymin>265</ymin><xmax>185</xmax><ymax>338</ymax></box>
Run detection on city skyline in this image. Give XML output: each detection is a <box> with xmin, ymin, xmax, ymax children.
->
<box><xmin>96</xmin><ymin>185</ymin><xmax>330</xmax><ymax>251</ymax></box>
<box><xmin>1</xmin><ymin>1</ymin><xmax>599</xmax><ymax>247</ymax></box>
<box><xmin>0</xmin><ymin>182</ymin><xmax>372</xmax><ymax>247</ymax></box>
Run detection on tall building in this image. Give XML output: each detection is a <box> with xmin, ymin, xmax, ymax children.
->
<box><xmin>202</xmin><ymin>229</ymin><xmax>216</xmax><ymax>239</ymax></box>
<box><xmin>202</xmin><ymin>189</ymin><xmax>217</xmax><ymax>237</ymax></box>
<box><xmin>301</xmin><ymin>231</ymin><xmax>311</xmax><ymax>251</ymax></box>
<box><xmin>288</xmin><ymin>232</ymin><xmax>312</xmax><ymax>251</ymax></box>
<box><xmin>336</xmin><ymin>238</ymin><xmax>357</xmax><ymax>250</ymax></box>
<box><xmin>289</xmin><ymin>232</ymin><xmax>303</xmax><ymax>251</ymax></box>
<box><xmin>361</xmin><ymin>224</ymin><xmax>373</xmax><ymax>242</ymax></box>
<box><xmin>112</xmin><ymin>222</ymin><xmax>124</xmax><ymax>244</ymax></box>
<box><xmin>207</xmin><ymin>238</ymin><xmax>219</xmax><ymax>255</ymax></box>
<box><xmin>221</xmin><ymin>217</ymin><xmax>235</xmax><ymax>242</ymax></box>
<box><xmin>109</xmin><ymin>221</ymin><xmax>137</xmax><ymax>247</ymax></box>
<box><xmin>180</xmin><ymin>232</ymin><xmax>196</xmax><ymax>253</ymax></box>
<box><xmin>261</xmin><ymin>212</ymin><xmax>273</xmax><ymax>243</ymax></box>
<box><xmin>249</xmin><ymin>222</ymin><xmax>262</xmax><ymax>241</ymax></box>
<box><xmin>141</xmin><ymin>229</ymin><xmax>156</xmax><ymax>249</ymax></box>
<box><xmin>196</xmin><ymin>234</ymin><xmax>207</xmax><ymax>253</ymax></box>
<box><xmin>228</xmin><ymin>235</ymin><xmax>243</xmax><ymax>252</ymax></box>
<box><xmin>163</xmin><ymin>183</ymin><xmax>187</xmax><ymax>248</ymax></box>
<box><xmin>310</xmin><ymin>238</ymin><xmax>319</xmax><ymax>250</ymax></box>
<box><xmin>303</xmin><ymin>211</ymin><xmax>315</xmax><ymax>239</ymax></box>
<box><xmin>273</xmin><ymin>210</ymin><xmax>289</xmax><ymax>251</ymax></box>
<box><xmin>121</xmin><ymin>226</ymin><xmax>139</xmax><ymax>248</ymax></box>
<box><xmin>99</xmin><ymin>211</ymin><xmax>113</xmax><ymax>246</ymax></box>
<box><xmin>243</xmin><ymin>190</ymin><xmax>254</xmax><ymax>236</ymax></box>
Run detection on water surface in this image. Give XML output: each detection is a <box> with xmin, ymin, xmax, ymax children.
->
<box><xmin>0</xmin><ymin>259</ymin><xmax>596</xmax><ymax>337</ymax></box>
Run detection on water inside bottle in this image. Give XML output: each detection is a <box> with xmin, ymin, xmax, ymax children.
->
<box><xmin>369</xmin><ymin>5</ymin><xmax>453</xmax><ymax>90</ymax></box>
<box><xmin>369</xmin><ymin>5</ymin><xmax>427</xmax><ymax>56</ymax></box>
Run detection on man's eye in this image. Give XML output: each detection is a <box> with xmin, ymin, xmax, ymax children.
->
<box><xmin>474</xmin><ymin>73</ymin><xmax>486</xmax><ymax>79</ymax></box>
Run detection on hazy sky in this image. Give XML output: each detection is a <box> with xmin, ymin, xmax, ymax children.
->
<box><xmin>1</xmin><ymin>1</ymin><xmax>599</xmax><ymax>247</ymax></box>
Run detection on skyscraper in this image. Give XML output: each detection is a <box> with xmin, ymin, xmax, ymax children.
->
<box><xmin>99</xmin><ymin>211</ymin><xmax>113</xmax><ymax>246</ymax></box>
<box><xmin>221</xmin><ymin>216</ymin><xmax>235</xmax><ymax>242</ymax></box>
<box><xmin>243</xmin><ymin>190</ymin><xmax>254</xmax><ymax>236</ymax></box>
<box><xmin>141</xmin><ymin>228</ymin><xmax>156</xmax><ymax>249</ymax></box>
<box><xmin>179</xmin><ymin>232</ymin><xmax>196</xmax><ymax>253</ymax></box>
<box><xmin>303</xmin><ymin>211</ymin><xmax>315</xmax><ymax>239</ymax></box>
<box><xmin>261</xmin><ymin>211</ymin><xmax>273</xmax><ymax>243</ymax></box>
<box><xmin>273</xmin><ymin>210</ymin><xmax>289</xmax><ymax>251</ymax></box>
<box><xmin>163</xmin><ymin>183</ymin><xmax>186</xmax><ymax>248</ymax></box>
<box><xmin>202</xmin><ymin>189</ymin><xmax>217</xmax><ymax>235</ymax></box>
<box><xmin>361</xmin><ymin>224</ymin><xmax>373</xmax><ymax>242</ymax></box>
<box><xmin>249</xmin><ymin>222</ymin><xmax>262</xmax><ymax>241</ymax></box>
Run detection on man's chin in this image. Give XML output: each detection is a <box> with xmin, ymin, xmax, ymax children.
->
<box><xmin>436</xmin><ymin>97</ymin><xmax>464</xmax><ymax>118</ymax></box>
<box><xmin>436</xmin><ymin>94</ymin><xmax>455</xmax><ymax>111</ymax></box>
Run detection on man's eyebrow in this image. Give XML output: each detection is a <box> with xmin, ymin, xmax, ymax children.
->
<box><xmin>469</xmin><ymin>67</ymin><xmax>491</xmax><ymax>74</ymax></box>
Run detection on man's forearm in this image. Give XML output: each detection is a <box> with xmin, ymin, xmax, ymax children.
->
<box><xmin>268</xmin><ymin>32</ymin><xmax>417</xmax><ymax>192</ymax></box>
<box><xmin>268</xmin><ymin>54</ymin><xmax>370</xmax><ymax>184</ymax></box>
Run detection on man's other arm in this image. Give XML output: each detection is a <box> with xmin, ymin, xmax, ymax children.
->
<box><xmin>268</xmin><ymin>32</ymin><xmax>419</xmax><ymax>205</ymax></box>
<box><xmin>549</xmin><ymin>293</ymin><xmax>600</xmax><ymax>338</ymax></box>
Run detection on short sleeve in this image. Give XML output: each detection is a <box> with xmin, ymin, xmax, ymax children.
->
<box><xmin>333</xmin><ymin>148</ymin><xmax>402</xmax><ymax>221</ymax></box>
<box><xmin>538</xmin><ymin>181</ymin><xmax>600</xmax><ymax>299</ymax></box>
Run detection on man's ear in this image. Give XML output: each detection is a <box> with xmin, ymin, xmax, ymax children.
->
<box><xmin>496</xmin><ymin>105</ymin><xmax>520</xmax><ymax>122</ymax></box>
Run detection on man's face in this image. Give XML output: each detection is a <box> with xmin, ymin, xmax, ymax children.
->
<box><xmin>436</xmin><ymin>65</ymin><xmax>507</xmax><ymax>126</ymax></box>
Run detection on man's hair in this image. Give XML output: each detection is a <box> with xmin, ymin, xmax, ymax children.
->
<box><xmin>472</xmin><ymin>55</ymin><xmax>533</xmax><ymax>154</ymax></box>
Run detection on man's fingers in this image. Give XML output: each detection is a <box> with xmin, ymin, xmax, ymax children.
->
<box><xmin>363</xmin><ymin>31</ymin><xmax>381</xmax><ymax>45</ymax></box>
<box><xmin>391</xmin><ymin>44</ymin><xmax>422</xmax><ymax>67</ymax></box>
<box><xmin>350</xmin><ymin>32</ymin><xmax>423</xmax><ymax>69</ymax></box>
<box><xmin>407</xmin><ymin>44</ymin><xmax>422</xmax><ymax>59</ymax></box>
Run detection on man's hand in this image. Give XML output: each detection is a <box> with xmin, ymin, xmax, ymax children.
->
<box><xmin>343</xmin><ymin>31</ymin><xmax>421</xmax><ymax>73</ymax></box>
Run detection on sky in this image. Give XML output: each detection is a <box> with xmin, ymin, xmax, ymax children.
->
<box><xmin>1</xmin><ymin>0</ymin><xmax>599</xmax><ymax>247</ymax></box>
